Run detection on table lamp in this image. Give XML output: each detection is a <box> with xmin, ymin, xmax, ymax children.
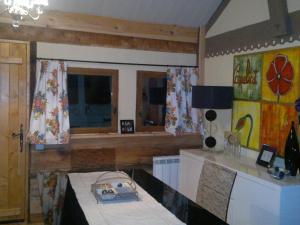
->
<box><xmin>192</xmin><ymin>86</ymin><xmax>233</xmax><ymax>149</ymax></box>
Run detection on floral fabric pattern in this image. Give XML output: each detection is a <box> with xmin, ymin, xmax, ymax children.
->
<box><xmin>28</xmin><ymin>60</ymin><xmax>70</xmax><ymax>144</ymax></box>
<box><xmin>165</xmin><ymin>68</ymin><xmax>199</xmax><ymax>135</ymax></box>
<box><xmin>37</xmin><ymin>172</ymin><xmax>67</xmax><ymax>225</ymax></box>
<box><xmin>32</xmin><ymin>91</ymin><xmax>47</xmax><ymax>119</ymax></box>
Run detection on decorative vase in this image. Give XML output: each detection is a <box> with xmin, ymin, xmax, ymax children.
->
<box><xmin>284</xmin><ymin>121</ymin><xmax>300</xmax><ymax>176</ymax></box>
<box><xmin>296</xmin><ymin>112</ymin><xmax>300</xmax><ymax>147</ymax></box>
<box><xmin>294</xmin><ymin>99</ymin><xmax>300</xmax><ymax>174</ymax></box>
<box><xmin>298</xmin><ymin>114</ymin><xmax>300</xmax><ymax>174</ymax></box>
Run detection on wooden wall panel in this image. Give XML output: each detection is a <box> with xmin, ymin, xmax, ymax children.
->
<box><xmin>70</xmin><ymin>133</ymin><xmax>200</xmax><ymax>149</ymax></box>
<box><xmin>115</xmin><ymin>148</ymin><xmax>179</xmax><ymax>169</ymax></box>
<box><xmin>71</xmin><ymin>148</ymin><xmax>115</xmax><ymax>171</ymax></box>
<box><xmin>30</xmin><ymin>134</ymin><xmax>201</xmax><ymax>174</ymax></box>
<box><xmin>31</xmin><ymin>147</ymin><xmax>71</xmax><ymax>174</ymax></box>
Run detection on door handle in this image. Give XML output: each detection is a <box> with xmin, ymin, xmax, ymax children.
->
<box><xmin>12</xmin><ymin>124</ymin><xmax>24</xmax><ymax>152</ymax></box>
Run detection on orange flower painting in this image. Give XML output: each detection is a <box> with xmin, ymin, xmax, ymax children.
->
<box><xmin>262</xmin><ymin>48</ymin><xmax>300</xmax><ymax>103</ymax></box>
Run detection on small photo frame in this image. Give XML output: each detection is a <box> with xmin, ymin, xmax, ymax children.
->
<box><xmin>256</xmin><ymin>144</ymin><xmax>277</xmax><ymax>167</ymax></box>
<box><xmin>120</xmin><ymin>120</ymin><xmax>135</xmax><ymax>134</ymax></box>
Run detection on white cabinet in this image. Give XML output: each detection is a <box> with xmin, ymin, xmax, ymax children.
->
<box><xmin>228</xmin><ymin>175</ymin><xmax>280</xmax><ymax>225</ymax></box>
<box><xmin>179</xmin><ymin>149</ymin><xmax>300</xmax><ymax>225</ymax></box>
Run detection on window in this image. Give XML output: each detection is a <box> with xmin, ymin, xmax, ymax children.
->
<box><xmin>136</xmin><ymin>71</ymin><xmax>167</xmax><ymax>132</ymax></box>
<box><xmin>67</xmin><ymin>67</ymin><xmax>118</xmax><ymax>133</ymax></box>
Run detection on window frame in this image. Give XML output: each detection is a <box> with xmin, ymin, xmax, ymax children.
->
<box><xmin>136</xmin><ymin>70</ymin><xmax>167</xmax><ymax>132</ymax></box>
<box><xmin>67</xmin><ymin>67</ymin><xmax>118</xmax><ymax>134</ymax></box>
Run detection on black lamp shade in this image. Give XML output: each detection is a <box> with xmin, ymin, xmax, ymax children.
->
<box><xmin>192</xmin><ymin>86</ymin><xmax>233</xmax><ymax>109</ymax></box>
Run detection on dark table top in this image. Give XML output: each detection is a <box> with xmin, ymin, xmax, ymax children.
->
<box><xmin>61</xmin><ymin>169</ymin><xmax>228</xmax><ymax>225</ymax></box>
<box><xmin>128</xmin><ymin>169</ymin><xmax>227</xmax><ymax>225</ymax></box>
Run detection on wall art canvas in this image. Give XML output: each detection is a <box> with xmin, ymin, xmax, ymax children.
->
<box><xmin>261</xmin><ymin>103</ymin><xmax>298</xmax><ymax>156</ymax></box>
<box><xmin>233</xmin><ymin>53</ymin><xmax>262</xmax><ymax>100</ymax></box>
<box><xmin>232</xmin><ymin>101</ymin><xmax>261</xmax><ymax>150</ymax></box>
<box><xmin>262</xmin><ymin>48</ymin><xmax>300</xmax><ymax>103</ymax></box>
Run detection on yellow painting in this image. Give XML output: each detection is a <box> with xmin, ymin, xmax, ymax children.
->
<box><xmin>261</xmin><ymin>103</ymin><xmax>298</xmax><ymax>156</ymax></box>
<box><xmin>232</xmin><ymin>101</ymin><xmax>261</xmax><ymax>150</ymax></box>
<box><xmin>262</xmin><ymin>48</ymin><xmax>300</xmax><ymax>103</ymax></box>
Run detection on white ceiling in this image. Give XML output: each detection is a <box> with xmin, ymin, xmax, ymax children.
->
<box><xmin>46</xmin><ymin>0</ymin><xmax>222</xmax><ymax>27</ymax></box>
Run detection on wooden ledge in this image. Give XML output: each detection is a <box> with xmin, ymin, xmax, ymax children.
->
<box><xmin>30</xmin><ymin>132</ymin><xmax>202</xmax><ymax>173</ymax></box>
<box><xmin>70</xmin><ymin>132</ymin><xmax>200</xmax><ymax>140</ymax></box>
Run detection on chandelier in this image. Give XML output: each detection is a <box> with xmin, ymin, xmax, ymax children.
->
<box><xmin>0</xmin><ymin>0</ymin><xmax>48</xmax><ymax>27</ymax></box>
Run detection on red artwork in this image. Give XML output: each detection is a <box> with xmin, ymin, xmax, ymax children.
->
<box><xmin>266</xmin><ymin>54</ymin><xmax>294</xmax><ymax>100</ymax></box>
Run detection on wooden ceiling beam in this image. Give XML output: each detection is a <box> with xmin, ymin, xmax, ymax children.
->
<box><xmin>205</xmin><ymin>0</ymin><xmax>231</xmax><ymax>34</ymax></box>
<box><xmin>267</xmin><ymin>0</ymin><xmax>290</xmax><ymax>36</ymax></box>
<box><xmin>0</xmin><ymin>23</ymin><xmax>197</xmax><ymax>54</ymax></box>
<box><xmin>0</xmin><ymin>10</ymin><xmax>198</xmax><ymax>43</ymax></box>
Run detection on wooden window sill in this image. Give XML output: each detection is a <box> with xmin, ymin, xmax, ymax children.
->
<box><xmin>70</xmin><ymin>131</ymin><xmax>200</xmax><ymax>140</ymax></box>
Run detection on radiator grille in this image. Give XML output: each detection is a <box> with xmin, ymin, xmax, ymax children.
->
<box><xmin>153</xmin><ymin>155</ymin><xmax>180</xmax><ymax>190</ymax></box>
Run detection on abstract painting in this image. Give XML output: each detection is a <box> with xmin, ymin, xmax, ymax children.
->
<box><xmin>262</xmin><ymin>48</ymin><xmax>300</xmax><ymax>103</ymax></box>
<box><xmin>233</xmin><ymin>53</ymin><xmax>262</xmax><ymax>100</ymax></box>
<box><xmin>232</xmin><ymin>101</ymin><xmax>261</xmax><ymax>150</ymax></box>
<box><xmin>261</xmin><ymin>103</ymin><xmax>298</xmax><ymax>156</ymax></box>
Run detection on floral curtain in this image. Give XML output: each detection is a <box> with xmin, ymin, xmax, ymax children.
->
<box><xmin>37</xmin><ymin>171</ymin><xmax>67</xmax><ymax>225</ymax></box>
<box><xmin>165</xmin><ymin>67</ymin><xmax>199</xmax><ymax>135</ymax></box>
<box><xmin>28</xmin><ymin>60</ymin><xmax>70</xmax><ymax>144</ymax></box>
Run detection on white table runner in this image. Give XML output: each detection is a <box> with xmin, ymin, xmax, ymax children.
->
<box><xmin>68</xmin><ymin>172</ymin><xmax>185</xmax><ymax>225</ymax></box>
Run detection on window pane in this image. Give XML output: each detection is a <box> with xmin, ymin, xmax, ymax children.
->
<box><xmin>142</xmin><ymin>77</ymin><xmax>167</xmax><ymax>126</ymax></box>
<box><xmin>84</xmin><ymin>76</ymin><xmax>111</xmax><ymax>104</ymax></box>
<box><xmin>67</xmin><ymin>75</ymin><xmax>79</xmax><ymax>104</ymax></box>
<box><xmin>68</xmin><ymin>74</ymin><xmax>112</xmax><ymax>128</ymax></box>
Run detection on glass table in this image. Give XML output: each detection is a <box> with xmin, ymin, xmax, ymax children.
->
<box><xmin>61</xmin><ymin>169</ymin><xmax>228</xmax><ymax>225</ymax></box>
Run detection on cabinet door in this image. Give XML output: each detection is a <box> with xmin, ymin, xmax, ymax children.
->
<box><xmin>0</xmin><ymin>42</ymin><xmax>28</xmax><ymax>222</ymax></box>
<box><xmin>228</xmin><ymin>175</ymin><xmax>280</xmax><ymax>225</ymax></box>
<box><xmin>179</xmin><ymin>154</ymin><xmax>204</xmax><ymax>202</ymax></box>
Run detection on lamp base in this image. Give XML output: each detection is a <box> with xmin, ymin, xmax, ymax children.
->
<box><xmin>205</xmin><ymin>110</ymin><xmax>217</xmax><ymax>121</ymax></box>
<box><xmin>205</xmin><ymin>136</ymin><xmax>216</xmax><ymax>148</ymax></box>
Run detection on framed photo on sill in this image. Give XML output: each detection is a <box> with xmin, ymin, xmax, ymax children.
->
<box><xmin>120</xmin><ymin>120</ymin><xmax>135</xmax><ymax>134</ymax></box>
<box><xmin>256</xmin><ymin>144</ymin><xmax>277</xmax><ymax>167</ymax></box>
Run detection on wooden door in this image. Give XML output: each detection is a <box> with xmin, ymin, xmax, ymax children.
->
<box><xmin>0</xmin><ymin>41</ymin><xmax>28</xmax><ymax>222</ymax></box>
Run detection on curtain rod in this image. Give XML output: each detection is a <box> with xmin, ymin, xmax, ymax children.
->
<box><xmin>35</xmin><ymin>57</ymin><xmax>198</xmax><ymax>68</ymax></box>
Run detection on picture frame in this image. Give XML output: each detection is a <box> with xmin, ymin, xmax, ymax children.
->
<box><xmin>256</xmin><ymin>144</ymin><xmax>277</xmax><ymax>167</ymax></box>
<box><xmin>120</xmin><ymin>120</ymin><xmax>135</xmax><ymax>134</ymax></box>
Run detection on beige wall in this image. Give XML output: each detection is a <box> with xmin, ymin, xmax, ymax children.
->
<box><xmin>207</xmin><ymin>0</ymin><xmax>300</xmax><ymax>38</ymax></box>
<box><xmin>37</xmin><ymin>42</ymin><xmax>197</xmax><ymax>132</ymax></box>
<box><xmin>205</xmin><ymin>0</ymin><xmax>300</xmax><ymax>155</ymax></box>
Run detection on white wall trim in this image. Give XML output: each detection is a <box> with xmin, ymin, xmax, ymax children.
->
<box><xmin>37</xmin><ymin>42</ymin><xmax>197</xmax><ymax>67</ymax></box>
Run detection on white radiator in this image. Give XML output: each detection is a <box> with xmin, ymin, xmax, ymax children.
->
<box><xmin>153</xmin><ymin>155</ymin><xmax>180</xmax><ymax>191</ymax></box>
